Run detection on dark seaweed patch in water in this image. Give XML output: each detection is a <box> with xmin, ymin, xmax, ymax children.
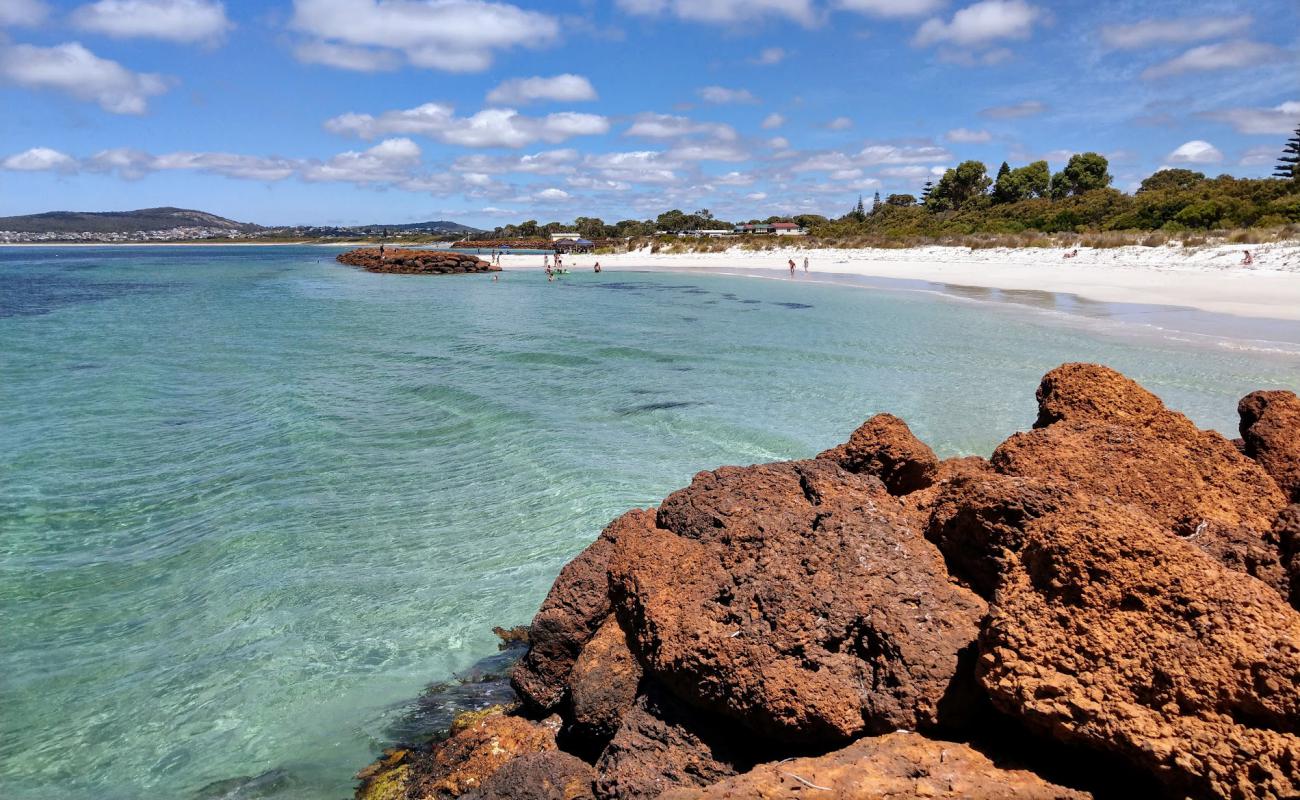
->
<box><xmin>741</xmin><ymin>299</ymin><xmax>762</xmax><ymax>305</ymax></box>
<box><xmin>680</xmin><ymin>316</ymin><xmax>699</xmax><ymax>322</ymax></box>
<box><xmin>771</xmin><ymin>301</ymin><xmax>814</xmax><ymax>309</ymax></box>
<box><xmin>0</xmin><ymin>273</ymin><xmax>173</xmax><ymax>317</ymax></box>
<box><xmin>383</xmin><ymin>644</ymin><xmax>525</xmax><ymax>747</ymax></box>
<box><xmin>192</xmin><ymin>768</ymin><xmax>291</xmax><ymax>800</ymax></box>
<box><xmin>617</xmin><ymin>400</ymin><xmax>706</xmax><ymax>415</ymax></box>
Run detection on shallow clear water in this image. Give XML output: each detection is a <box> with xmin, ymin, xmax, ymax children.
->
<box><xmin>1</xmin><ymin>246</ymin><xmax>1297</xmax><ymax>800</ymax></box>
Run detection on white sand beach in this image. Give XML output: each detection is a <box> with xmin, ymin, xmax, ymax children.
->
<box><xmin>504</xmin><ymin>241</ymin><xmax>1300</xmax><ymax>321</ymax></box>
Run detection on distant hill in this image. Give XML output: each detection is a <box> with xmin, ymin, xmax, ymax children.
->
<box><xmin>0</xmin><ymin>207</ymin><xmax>260</xmax><ymax>234</ymax></box>
<box><xmin>349</xmin><ymin>220</ymin><xmax>483</xmax><ymax>236</ymax></box>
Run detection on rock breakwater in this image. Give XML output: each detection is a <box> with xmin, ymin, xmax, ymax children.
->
<box><xmin>338</xmin><ymin>248</ymin><xmax>499</xmax><ymax>275</ymax></box>
<box><xmin>357</xmin><ymin>364</ymin><xmax>1300</xmax><ymax>800</ymax></box>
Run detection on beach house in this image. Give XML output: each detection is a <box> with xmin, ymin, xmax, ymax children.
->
<box><xmin>733</xmin><ymin>222</ymin><xmax>807</xmax><ymax>236</ymax></box>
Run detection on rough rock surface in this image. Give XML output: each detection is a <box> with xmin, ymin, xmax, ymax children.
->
<box><xmin>1239</xmin><ymin>389</ymin><xmax>1300</xmax><ymax>501</ymax></box>
<box><xmin>817</xmin><ymin>413</ymin><xmax>940</xmax><ymax>495</ymax></box>
<box><xmin>406</xmin><ymin>712</ymin><xmax>561</xmax><ymax>799</ymax></box>
<box><xmin>930</xmin><ymin>475</ymin><xmax>1300</xmax><ymax>800</ymax></box>
<box><xmin>337</xmin><ymin>248</ymin><xmax>499</xmax><ymax>275</ymax></box>
<box><xmin>992</xmin><ymin>364</ymin><xmax>1290</xmax><ymax>598</ymax></box>
<box><xmin>593</xmin><ymin>686</ymin><xmax>747</xmax><ymax>800</ymax></box>
<box><xmin>462</xmin><ymin>751</ymin><xmax>596</xmax><ymax>800</ymax></box>
<box><xmin>1275</xmin><ymin>504</ymin><xmax>1300</xmax><ymax>608</ymax></box>
<box><xmin>568</xmin><ymin>614</ymin><xmax>643</xmax><ymax>743</ymax></box>
<box><xmin>512</xmin><ymin>511</ymin><xmax>654</xmax><ymax>713</ymax></box>
<box><xmin>659</xmin><ymin>732</ymin><xmax>1092</xmax><ymax>800</ymax></box>
<box><xmin>611</xmin><ymin>459</ymin><xmax>986</xmax><ymax>743</ymax></box>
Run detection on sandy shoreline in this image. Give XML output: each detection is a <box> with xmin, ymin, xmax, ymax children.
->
<box><xmin>503</xmin><ymin>242</ymin><xmax>1300</xmax><ymax>322</ymax></box>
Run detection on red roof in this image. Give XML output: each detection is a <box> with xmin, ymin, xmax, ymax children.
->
<box><xmin>770</xmin><ymin>222</ymin><xmax>800</xmax><ymax>229</ymax></box>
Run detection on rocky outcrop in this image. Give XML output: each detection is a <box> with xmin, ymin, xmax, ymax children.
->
<box><xmin>992</xmin><ymin>364</ymin><xmax>1290</xmax><ymax>600</ymax></box>
<box><xmin>818</xmin><ymin>413</ymin><xmax>939</xmax><ymax>495</ymax></box>
<box><xmin>357</xmin><ymin>363</ymin><xmax>1300</xmax><ymax>800</ymax></box>
<box><xmin>1239</xmin><ymin>389</ymin><xmax>1300</xmax><ymax>501</ymax></box>
<box><xmin>614</xmin><ymin>459</ymin><xmax>986</xmax><ymax>742</ymax></box>
<box><xmin>658</xmin><ymin>732</ymin><xmax>1092</xmax><ymax>799</ymax></box>
<box><xmin>338</xmin><ymin>248</ymin><xmax>499</xmax><ymax>275</ymax></box>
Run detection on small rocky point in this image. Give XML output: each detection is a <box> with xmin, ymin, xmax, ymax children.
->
<box><xmin>338</xmin><ymin>248</ymin><xmax>499</xmax><ymax>275</ymax></box>
<box><xmin>357</xmin><ymin>364</ymin><xmax>1300</xmax><ymax>800</ymax></box>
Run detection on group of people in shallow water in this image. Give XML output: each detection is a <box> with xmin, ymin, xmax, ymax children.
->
<box><xmin>788</xmin><ymin>257</ymin><xmax>810</xmax><ymax>276</ymax></box>
<box><xmin>540</xmin><ymin>253</ymin><xmax>601</xmax><ymax>281</ymax></box>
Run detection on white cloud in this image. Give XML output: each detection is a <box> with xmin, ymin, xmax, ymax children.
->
<box><xmin>945</xmin><ymin>127</ymin><xmax>991</xmax><ymax>142</ymax></box>
<box><xmin>827</xmin><ymin>116</ymin><xmax>853</xmax><ymax>130</ymax></box>
<box><xmin>937</xmin><ymin>45</ymin><xmax>1011</xmax><ymax>65</ymax></box>
<box><xmin>0</xmin><ymin>41</ymin><xmax>171</xmax><ymax>114</ymax></box>
<box><xmin>534</xmin><ymin>187</ymin><xmax>571</xmax><ymax>201</ymax></box>
<box><xmin>979</xmin><ymin>99</ymin><xmax>1045</xmax><ymax>118</ymax></box>
<box><xmin>1099</xmin><ymin>15</ymin><xmax>1251</xmax><ymax>50</ymax></box>
<box><xmin>624</xmin><ymin>112</ymin><xmax>737</xmax><ymax>141</ymax></box>
<box><xmin>751</xmin><ymin>46</ymin><xmax>786</xmax><ymax>64</ymax></box>
<box><xmin>697</xmin><ymin>85</ymin><xmax>758</xmax><ymax>104</ymax></box>
<box><xmin>293</xmin><ymin>40</ymin><xmax>400</xmax><ymax>71</ymax></box>
<box><xmin>1142</xmin><ymin>40</ymin><xmax>1283</xmax><ymax>80</ymax></box>
<box><xmin>2</xmin><ymin>146</ymin><xmax>76</xmax><ymax>171</ymax></box>
<box><xmin>665</xmin><ymin>142</ymin><xmax>748</xmax><ymax>161</ymax></box>
<box><xmin>1202</xmin><ymin>100</ymin><xmax>1300</xmax><ymax>135</ymax></box>
<box><xmin>87</xmin><ymin>147</ymin><xmax>298</xmax><ymax>180</ymax></box>
<box><xmin>451</xmin><ymin>148</ymin><xmax>579</xmax><ymax>175</ymax></box>
<box><xmin>746</xmin><ymin>191</ymin><xmax>767</xmax><ymax>200</ymax></box>
<box><xmin>1166</xmin><ymin>140</ymin><xmax>1223</xmax><ymax>165</ymax></box>
<box><xmin>325</xmin><ymin>102</ymin><xmax>609</xmax><ymax>147</ymax></box>
<box><xmin>71</xmin><ymin>0</ymin><xmax>232</xmax><ymax>44</ymax></box>
<box><xmin>761</xmin><ymin>112</ymin><xmax>785</xmax><ymax>129</ymax></box>
<box><xmin>584</xmin><ymin>150</ymin><xmax>679</xmax><ymax>184</ymax></box>
<box><xmin>914</xmin><ymin>0</ymin><xmax>1040</xmax><ymax>47</ymax></box>
<box><xmin>768</xmin><ymin>136</ymin><xmax>790</xmax><ymax>149</ymax></box>
<box><xmin>615</xmin><ymin>0</ymin><xmax>817</xmax><ymax>27</ymax></box>
<box><xmin>836</xmin><ymin>0</ymin><xmax>944</xmax><ymax>18</ymax></box>
<box><xmin>290</xmin><ymin>0</ymin><xmax>559</xmax><ymax>73</ymax></box>
<box><xmin>0</xmin><ymin>0</ymin><xmax>49</xmax><ymax>26</ymax></box>
<box><xmin>857</xmin><ymin>142</ymin><xmax>951</xmax><ymax>163</ymax></box>
<box><xmin>486</xmin><ymin>74</ymin><xmax>597</xmax><ymax>105</ymax></box>
<box><xmin>1239</xmin><ymin>145</ymin><xmax>1277</xmax><ymax>167</ymax></box>
<box><xmin>302</xmin><ymin>137</ymin><xmax>422</xmax><ymax>183</ymax></box>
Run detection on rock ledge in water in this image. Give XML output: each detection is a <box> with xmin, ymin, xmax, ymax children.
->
<box><xmin>338</xmin><ymin>248</ymin><xmax>499</xmax><ymax>275</ymax></box>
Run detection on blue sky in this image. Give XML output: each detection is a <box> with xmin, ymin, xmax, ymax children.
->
<box><xmin>1</xmin><ymin>0</ymin><xmax>1297</xmax><ymax>227</ymax></box>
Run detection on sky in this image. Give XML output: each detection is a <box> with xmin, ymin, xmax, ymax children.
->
<box><xmin>1</xmin><ymin>0</ymin><xmax>1297</xmax><ymax>228</ymax></box>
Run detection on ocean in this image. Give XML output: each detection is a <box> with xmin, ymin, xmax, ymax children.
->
<box><xmin>2</xmin><ymin>245</ymin><xmax>1296</xmax><ymax>799</ymax></box>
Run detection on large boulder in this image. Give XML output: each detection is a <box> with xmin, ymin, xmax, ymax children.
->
<box><xmin>593</xmin><ymin>686</ymin><xmax>749</xmax><ymax>800</ymax></box>
<box><xmin>462</xmin><ymin>751</ymin><xmax>596</xmax><ymax>800</ymax></box>
<box><xmin>818</xmin><ymin>413</ymin><xmax>940</xmax><ymax>495</ymax></box>
<box><xmin>992</xmin><ymin>364</ymin><xmax>1290</xmax><ymax>599</ymax></box>
<box><xmin>568</xmin><ymin>614</ymin><xmax>642</xmax><ymax>744</ymax></box>
<box><xmin>512</xmin><ymin>511</ymin><xmax>654</xmax><ymax>713</ymax></box>
<box><xmin>610</xmin><ymin>459</ymin><xmax>986</xmax><ymax>743</ymax></box>
<box><xmin>929</xmin><ymin>475</ymin><xmax>1300</xmax><ymax>800</ymax></box>
<box><xmin>1239</xmin><ymin>389</ymin><xmax>1300</xmax><ymax>501</ymax></box>
<box><xmin>659</xmin><ymin>732</ymin><xmax>1092</xmax><ymax>800</ymax></box>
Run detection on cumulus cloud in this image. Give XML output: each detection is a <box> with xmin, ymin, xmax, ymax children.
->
<box><xmin>751</xmin><ymin>46</ymin><xmax>787</xmax><ymax>64</ymax></box>
<box><xmin>835</xmin><ymin>0</ymin><xmax>944</xmax><ymax>18</ymax></box>
<box><xmin>827</xmin><ymin>116</ymin><xmax>853</xmax><ymax>130</ymax></box>
<box><xmin>1239</xmin><ymin>144</ymin><xmax>1278</xmax><ymax>167</ymax></box>
<box><xmin>486</xmin><ymin>74</ymin><xmax>597</xmax><ymax>105</ymax></box>
<box><xmin>792</xmin><ymin>142</ymin><xmax>952</xmax><ymax>172</ymax></box>
<box><xmin>71</xmin><ymin>0</ymin><xmax>233</xmax><ymax>44</ymax></box>
<box><xmin>697</xmin><ymin>85</ymin><xmax>758</xmax><ymax>104</ymax></box>
<box><xmin>301</xmin><ymin>137</ymin><xmax>422</xmax><ymax>182</ymax></box>
<box><xmin>2</xmin><ymin>146</ymin><xmax>76</xmax><ymax>171</ymax></box>
<box><xmin>945</xmin><ymin>127</ymin><xmax>991</xmax><ymax>142</ymax></box>
<box><xmin>534</xmin><ymin>187</ymin><xmax>571</xmax><ymax>201</ymax></box>
<box><xmin>914</xmin><ymin>0</ymin><xmax>1040</xmax><ymax>47</ymax></box>
<box><xmin>1099</xmin><ymin>15</ymin><xmax>1251</xmax><ymax>50</ymax></box>
<box><xmin>0</xmin><ymin>0</ymin><xmax>49</xmax><ymax>26</ymax></box>
<box><xmin>583</xmin><ymin>150</ymin><xmax>679</xmax><ymax>184</ymax></box>
<box><xmin>451</xmin><ymin>148</ymin><xmax>579</xmax><ymax>175</ymax></box>
<box><xmin>1201</xmin><ymin>100</ymin><xmax>1300</xmax><ymax>135</ymax></box>
<box><xmin>761</xmin><ymin>112</ymin><xmax>785</xmax><ymax>129</ymax></box>
<box><xmin>0</xmin><ymin>41</ymin><xmax>171</xmax><ymax>114</ymax></box>
<box><xmin>1166</xmin><ymin>140</ymin><xmax>1223</xmax><ymax>165</ymax></box>
<box><xmin>87</xmin><ymin>147</ymin><xmax>298</xmax><ymax>180</ymax></box>
<box><xmin>615</xmin><ymin>0</ymin><xmax>817</xmax><ymax>27</ymax></box>
<box><xmin>290</xmin><ymin>0</ymin><xmax>559</xmax><ymax>73</ymax></box>
<box><xmin>293</xmin><ymin>40</ymin><xmax>400</xmax><ymax>71</ymax></box>
<box><xmin>1142</xmin><ymin>40</ymin><xmax>1283</xmax><ymax>80</ymax></box>
<box><xmin>625</xmin><ymin>113</ymin><xmax>737</xmax><ymax>141</ymax></box>
<box><xmin>979</xmin><ymin>99</ymin><xmax>1045</xmax><ymax>118</ymax></box>
<box><xmin>325</xmin><ymin>102</ymin><xmax>609</xmax><ymax>147</ymax></box>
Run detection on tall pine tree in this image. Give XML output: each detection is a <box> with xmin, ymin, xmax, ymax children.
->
<box><xmin>1275</xmin><ymin>125</ymin><xmax>1300</xmax><ymax>181</ymax></box>
<box><xmin>920</xmin><ymin>179</ymin><xmax>934</xmax><ymax>202</ymax></box>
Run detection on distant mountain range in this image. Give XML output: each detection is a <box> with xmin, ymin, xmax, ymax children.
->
<box><xmin>0</xmin><ymin>207</ymin><xmax>483</xmax><ymax>238</ymax></box>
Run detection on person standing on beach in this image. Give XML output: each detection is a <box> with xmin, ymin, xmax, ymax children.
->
<box><xmin>803</xmin><ymin>256</ymin><xmax>809</xmax><ymax>273</ymax></box>
<box><xmin>788</xmin><ymin>259</ymin><xmax>796</xmax><ymax>276</ymax></box>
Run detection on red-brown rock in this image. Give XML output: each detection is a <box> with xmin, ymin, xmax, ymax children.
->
<box><xmin>930</xmin><ymin>475</ymin><xmax>1300</xmax><ymax>800</ymax></box>
<box><xmin>512</xmin><ymin>510</ymin><xmax>656</xmax><ymax>714</ymax></box>
<box><xmin>659</xmin><ymin>732</ymin><xmax>1092</xmax><ymax>800</ymax></box>
<box><xmin>337</xmin><ymin>248</ymin><xmax>500</xmax><ymax>275</ymax></box>
<box><xmin>992</xmin><ymin>365</ymin><xmax>1290</xmax><ymax>598</ymax></box>
<box><xmin>593</xmin><ymin>686</ymin><xmax>748</xmax><ymax>800</ymax></box>
<box><xmin>404</xmin><ymin>711</ymin><xmax>561</xmax><ymax>799</ymax></box>
<box><xmin>462</xmin><ymin>751</ymin><xmax>596</xmax><ymax>800</ymax></box>
<box><xmin>818</xmin><ymin>413</ymin><xmax>940</xmax><ymax>495</ymax></box>
<box><xmin>611</xmin><ymin>459</ymin><xmax>986</xmax><ymax>743</ymax></box>
<box><xmin>1274</xmin><ymin>504</ymin><xmax>1300</xmax><ymax>608</ymax></box>
<box><xmin>1239</xmin><ymin>389</ymin><xmax>1300</xmax><ymax>501</ymax></box>
<box><xmin>568</xmin><ymin>614</ymin><xmax>643</xmax><ymax>742</ymax></box>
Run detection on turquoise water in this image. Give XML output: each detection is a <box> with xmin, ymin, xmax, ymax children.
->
<box><xmin>1</xmin><ymin>246</ymin><xmax>1297</xmax><ymax>800</ymax></box>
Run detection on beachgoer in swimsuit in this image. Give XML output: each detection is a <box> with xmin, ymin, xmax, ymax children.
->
<box><xmin>1242</xmin><ymin>250</ymin><xmax>1254</xmax><ymax>266</ymax></box>
<box><xmin>594</xmin><ymin>262</ymin><xmax>601</xmax><ymax>273</ymax></box>
<box><xmin>803</xmin><ymin>257</ymin><xmax>809</xmax><ymax>273</ymax></box>
<box><xmin>789</xmin><ymin>259</ymin><xmax>796</xmax><ymax>276</ymax></box>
